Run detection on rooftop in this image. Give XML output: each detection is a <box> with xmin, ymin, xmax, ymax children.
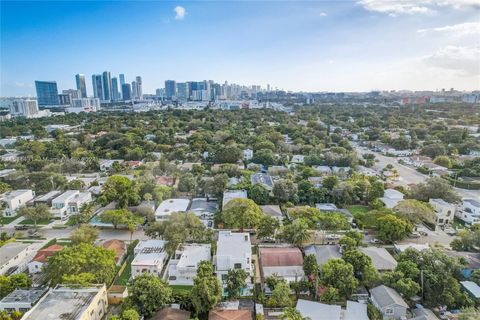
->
<box><xmin>259</xmin><ymin>247</ymin><xmax>303</xmax><ymax>267</ymax></box>
<box><xmin>209</xmin><ymin>309</ymin><xmax>252</xmax><ymax>320</ymax></box>
<box><xmin>0</xmin><ymin>288</ymin><xmax>47</xmax><ymax>305</ymax></box>
<box><xmin>304</xmin><ymin>245</ymin><xmax>341</xmax><ymax>266</ymax></box>
<box><xmin>383</xmin><ymin>188</ymin><xmax>404</xmax><ymax>199</ymax></box>
<box><xmin>296</xmin><ymin>299</ymin><xmax>341</xmax><ymax>320</ymax></box>
<box><xmin>259</xmin><ymin>205</ymin><xmax>283</xmax><ymax>218</ymax></box>
<box><xmin>0</xmin><ymin>242</ymin><xmax>31</xmax><ymax>268</ymax></box>
<box><xmin>102</xmin><ymin>239</ymin><xmax>126</xmax><ymax>263</ymax></box>
<box><xmin>359</xmin><ymin>247</ymin><xmax>397</xmax><ymax>271</ymax></box>
<box><xmin>222</xmin><ymin>190</ymin><xmax>248</xmax><ymax>207</ymax></box>
<box><xmin>464</xmin><ymin>199</ymin><xmax>480</xmax><ymax>207</ymax></box>
<box><xmin>151</xmin><ymin>307</ymin><xmax>191</xmax><ymax>320</ymax></box>
<box><xmin>155</xmin><ymin>198</ymin><xmax>190</xmax><ymax>216</ymax></box>
<box><xmin>1</xmin><ymin>189</ymin><xmax>32</xmax><ymax>200</ymax></box>
<box><xmin>32</xmin><ymin>244</ymin><xmax>63</xmax><ymax>263</ymax></box>
<box><xmin>33</xmin><ymin>191</ymin><xmax>62</xmax><ymax>202</ymax></box>
<box><xmin>176</xmin><ymin>244</ymin><xmax>211</xmax><ymax>268</ymax></box>
<box><xmin>216</xmin><ymin>231</ymin><xmax>251</xmax><ymax>271</ymax></box>
<box><xmin>370</xmin><ymin>285</ymin><xmax>408</xmax><ymax>308</ymax></box>
<box><xmin>315</xmin><ymin>203</ymin><xmax>338</xmax><ymax>211</ymax></box>
<box><xmin>250</xmin><ymin>173</ymin><xmax>274</xmax><ymax>188</ymax></box>
<box><xmin>460</xmin><ymin>281</ymin><xmax>480</xmax><ymax>298</ymax></box>
<box><xmin>344</xmin><ymin>301</ymin><xmax>369</xmax><ymax>320</ymax></box>
<box><xmin>190</xmin><ymin>198</ymin><xmax>218</xmax><ymax>214</ymax></box>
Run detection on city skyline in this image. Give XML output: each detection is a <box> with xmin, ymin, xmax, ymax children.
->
<box><xmin>1</xmin><ymin>1</ymin><xmax>480</xmax><ymax>96</ymax></box>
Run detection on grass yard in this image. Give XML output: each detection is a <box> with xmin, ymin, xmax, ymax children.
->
<box><xmin>19</xmin><ymin>218</ymin><xmax>51</xmax><ymax>225</ymax></box>
<box><xmin>170</xmin><ymin>285</ymin><xmax>193</xmax><ymax>294</ymax></box>
<box><xmin>347</xmin><ymin>205</ymin><xmax>370</xmax><ymax>216</ymax></box>
<box><xmin>0</xmin><ymin>215</ymin><xmax>19</xmax><ymax>225</ymax></box>
<box><xmin>114</xmin><ymin>255</ymin><xmax>134</xmax><ymax>285</ymax></box>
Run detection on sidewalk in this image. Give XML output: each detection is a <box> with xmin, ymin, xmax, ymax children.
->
<box><xmin>5</xmin><ymin>215</ymin><xmax>25</xmax><ymax>227</ymax></box>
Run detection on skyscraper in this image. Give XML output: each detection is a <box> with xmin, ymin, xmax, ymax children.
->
<box><xmin>35</xmin><ymin>81</ymin><xmax>59</xmax><ymax>106</ymax></box>
<box><xmin>165</xmin><ymin>80</ymin><xmax>176</xmax><ymax>99</ymax></box>
<box><xmin>131</xmin><ymin>81</ymin><xmax>137</xmax><ymax>99</ymax></box>
<box><xmin>9</xmin><ymin>99</ymin><xmax>39</xmax><ymax>118</ymax></box>
<box><xmin>176</xmin><ymin>82</ymin><xmax>189</xmax><ymax>101</ymax></box>
<box><xmin>136</xmin><ymin>76</ymin><xmax>143</xmax><ymax>100</ymax></box>
<box><xmin>102</xmin><ymin>71</ymin><xmax>112</xmax><ymax>101</ymax></box>
<box><xmin>119</xmin><ymin>74</ymin><xmax>125</xmax><ymax>86</ymax></box>
<box><xmin>75</xmin><ymin>74</ymin><xmax>87</xmax><ymax>98</ymax></box>
<box><xmin>111</xmin><ymin>77</ymin><xmax>119</xmax><ymax>101</ymax></box>
<box><xmin>122</xmin><ymin>83</ymin><xmax>132</xmax><ymax>101</ymax></box>
<box><xmin>92</xmin><ymin>75</ymin><xmax>104</xmax><ymax>100</ymax></box>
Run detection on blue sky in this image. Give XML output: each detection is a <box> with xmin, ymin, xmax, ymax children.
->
<box><xmin>1</xmin><ymin>0</ymin><xmax>479</xmax><ymax>96</ymax></box>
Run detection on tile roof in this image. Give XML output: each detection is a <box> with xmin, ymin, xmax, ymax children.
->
<box><xmin>259</xmin><ymin>247</ymin><xmax>303</xmax><ymax>267</ymax></box>
<box><xmin>32</xmin><ymin>244</ymin><xmax>63</xmax><ymax>263</ymax></box>
<box><xmin>209</xmin><ymin>310</ymin><xmax>252</xmax><ymax>320</ymax></box>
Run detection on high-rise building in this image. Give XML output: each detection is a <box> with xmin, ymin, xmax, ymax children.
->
<box><xmin>75</xmin><ymin>74</ymin><xmax>87</xmax><ymax>98</ymax></box>
<box><xmin>102</xmin><ymin>71</ymin><xmax>112</xmax><ymax>101</ymax></box>
<box><xmin>122</xmin><ymin>83</ymin><xmax>132</xmax><ymax>101</ymax></box>
<box><xmin>131</xmin><ymin>81</ymin><xmax>138</xmax><ymax>99</ymax></box>
<box><xmin>136</xmin><ymin>76</ymin><xmax>143</xmax><ymax>100</ymax></box>
<box><xmin>176</xmin><ymin>82</ymin><xmax>189</xmax><ymax>101</ymax></box>
<box><xmin>165</xmin><ymin>80</ymin><xmax>177</xmax><ymax>99</ymax></box>
<box><xmin>119</xmin><ymin>74</ymin><xmax>125</xmax><ymax>86</ymax></box>
<box><xmin>58</xmin><ymin>93</ymin><xmax>71</xmax><ymax>106</ymax></box>
<box><xmin>111</xmin><ymin>77</ymin><xmax>119</xmax><ymax>101</ymax></box>
<box><xmin>35</xmin><ymin>81</ymin><xmax>59</xmax><ymax>106</ymax></box>
<box><xmin>9</xmin><ymin>99</ymin><xmax>39</xmax><ymax>118</ymax></box>
<box><xmin>62</xmin><ymin>89</ymin><xmax>81</xmax><ymax>100</ymax></box>
<box><xmin>92</xmin><ymin>75</ymin><xmax>104</xmax><ymax>100</ymax></box>
<box><xmin>70</xmin><ymin>98</ymin><xmax>101</xmax><ymax>112</ymax></box>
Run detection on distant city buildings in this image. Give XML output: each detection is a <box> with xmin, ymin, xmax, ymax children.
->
<box><xmin>75</xmin><ymin>74</ymin><xmax>87</xmax><ymax>98</ymax></box>
<box><xmin>34</xmin><ymin>81</ymin><xmax>59</xmax><ymax>106</ymax></box>
<box><xmin>9</xmin><ymin>99</ymin><xmax>39</xmax><ymax>118</ymax></box>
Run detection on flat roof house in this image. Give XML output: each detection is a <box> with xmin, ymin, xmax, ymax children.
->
<box><xmin>167</xmin><ymin>243</ymin><xmax>211</xmax><ymax>285</ymax></box>
<box><xmin>0</xmin><ymin>189</ymin><xmax>34</xmax><ymax>217</ymax></box>
<box><xmin>457</xmin><ymin>199</ymin><xmax>480</xmax><ymax>225</ymax></box>
<box><xmin>429</xmin><ymin>198</ymin><xmax>456</xmax><ymax>228</ymax></box>
<box><xmin>51</xmin><ymin>190</ymin><xmax>92</xmax><ymax>219</ymax></box>
<box><xmin>155</xmin><ymin>198</ymin><xmax>190</xmax><ymax>221</ymax></box>
<box><xmin>370</xmin><ymin>285</ymin><xmax>408</xmax><ymax>320</ymax></box>
<box><xmin>22</xmin><ymin>284</ymin><xmax>108</xmax><ymax>320</ymax></box>
<box><xmin>215</xmin><ymin>231</ymin><xmax>253</xmax><ymax>295</ymax></box>
<box><xmin>0</xmin><ymin>242</ymin><xmax>43</xmax><ymax>275</ymax></box>
<box><xmin>259</xmin><ymin>246</ymin><xmax>304</xmax><ymax>284</ymax></box>
<box><xmin>0</xmin><ymin>288</ymin><xmax>47</xmax><ymax>313</ymax></box>
<box><xmin>131</xmin><ymin>240</ymin><xmax>167</xmax><ymax>279</ymax></box>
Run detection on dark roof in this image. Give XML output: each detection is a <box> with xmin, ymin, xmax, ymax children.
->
<box><xmin>151</xmin><ymin>308</ymin><xmax>191</xmax><ymax>320</ymax></box>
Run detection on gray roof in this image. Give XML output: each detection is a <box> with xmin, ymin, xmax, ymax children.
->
<box><xmin>304</xmin><ymin>245</ymin><xmax>341</xmax><ymax>266</ymax></box>
<box><xmin>411</xmin><ymin>307</ymin><xmax>440</xmax><ymax>320</ymax></box>
<box><xmin>0</xmin><ymin>288</ymin><xmax>47</xmax><ymax>305</ymax></box>
<box><xmin>260</xmin><ymin>205</ymin><xmax>283</xmax><ymax>218</ymax></box>
<box><xmin>295</xmin><ymin>299</ymin><xmax>341</xmax><ymax>320</ymax></box>
<box><xmin>190</xmin><ymin>198</ymin><xmax>218</xmax><ymax>214</ymax></box>
<box><xmin>461</xmin><ymin>281</ymin><xmax>480</xmax><ymax>298</ymax></box>
<box><xmin>359</xmin><ymin>247</ymin><xmax>397</xmax><ymax>271</ymax></box>
<box><xmin>370</xmin><ymin>285</ymin><xmax>408</xmax><ymax>308</ymax></box>
<box><xmin>250</xmin><ymin>173</ymin><xmax>273</xmax><ymax>188</ymax></box>
<box><xmin>464</xmin><ymin>199</ymin><xmax>480</xmax><ymax>207</ymax></box>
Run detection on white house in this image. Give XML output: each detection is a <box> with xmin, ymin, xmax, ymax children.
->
<box><xmin>370</xmin><ymin>285</ymin><xmax>408</xmax><ymax>320</ymax></box>
<box><xmin>457</xmin><ymin>199</ymin><xmax>480</xmax><ymax>225</ymax></box>
<box><xmin>131</xmin><ymin>240</ymin><xmax>167</xmax><ymax>278</ymax></box>
<box><xmin>215</xmin><ymin>231</ymin><xmax>253</xmax><ymax>295</ymax></box>
<box><xmin>0</xmin><ymin>242</ymin><xmax>43</xmax><ymax>275</ymax></box>
<box><xmin>291</xmin><ymin>155</ymin><xmax>305</xmax><ymax>164</ymax></box>
<box><xmin>51</xmin><ymin>190</ymin><xmax>92</xmax><ymax>219</ymax></box>
<box><xmin>0</xmin><ymin>189</ymin><xmax>34</xmax><ymax>217</ymax></box>
<box><xmin>429</xmin><ymin>198</ymin><xmax>456</xmax><ymax>228</ymax></box>
<box><xmin>379</xmin><ymin>189</ymin><xmax>404</xmax><ymax>209</ymax></box>
<box><xmin>0</xmin><ymin>289</ymin><xmax>47</xmax><ymax>313</ymax></box>
<box><xmin>243</xmin><ymin>149</ymin><xmax>253</xmax><ymax>161</ymax></box>
<box><xmin>99</xmin><ymin>159</ymin><xmax>124</xmax><ymax>171</ymax></box>
<box><xmin>167</xmin><ymin>244</ymin><xmax>211</xmax><ymax>285</ymax></box>
<box><xmin>154</xmin><ymin>198</ymin><xmax>190</xmax><ymax>221</ymax></box>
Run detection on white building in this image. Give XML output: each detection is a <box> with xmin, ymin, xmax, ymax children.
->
<box><xmin>370</xmin><ymin>285</ymin><xmax>408</xmax><ymax>320</ymax></box>
<box><xmin>51</xmin><ymin>190</ymin><xmax>92</xmax><ymax>219</ymax></box>
<box><xmin>243</xmin><ymin>149</ymin><xmax>253</xmax><ymax>161</ymax></box>
<box><xmin>154</xmin><ymin>198</ymin><xmax>190</xmax><ymax>221</ymax></box>
<box><xmin>215</xmin><ymin>231</ymin><xmax>253</xmax><ymax>295</ymax></box>
<box><xmin>0</xmin><ymin>289</ymin><xmax>47</xmax><ymax>313</ymax></box>
<box><xmin>131</xmin><ymin>240</ymin><xmax>167</xmax><ymax>278</ymax></box>
<box><xmin>22</xmin><ymin>285</ymin><xmax>108</xmax><ymax>320</ymax></box>
<box><xmin>167</xmin><ymin>244</ymin><xmax>211</xmax><ymax>285</ymax></box>
<box><xmin>457</xmin><ymin>199</ymin><xmax>480</xmax><ymax>225</ymax></box>
<box><xmin>291</xmin><ymin>155</ymin><xmax>305</xmax><ymax>164</ymax></box>
<box><xmin>429</xmin><ymin>198</ymin><xmax>455</xmax><ymax>228</ymax></box>
<box><xmin>0</xmin><ymin>189</ymin><xmax>34</xmax><ymax>217</ymax></box>
<box><xmin>0</xmin><ymin>242</ymin><xmax>43</xmax><ymax>275</ymax></box>
<box><xmin>99</xmin><ymin>159</ymin><xmax>124</xmax><ymax>171</ymax></box>
<box><xmin>9</xmin><ymin>99</ymin><xmax>39</xmax><ymax>118</ymax></box>
<box><xmin>190</xmin><ymin>198</ymin><xmax>217</xmax><ymax>229</ymax></box>
<box><xmin>379</xmin><ymin>189</ymin><xmax>404</xmax><ymax>209</ymax></box>
<box><xmin>68</xmin><ymin>97</ymin><xmax>101</xmax><ymax>113</ymax></box>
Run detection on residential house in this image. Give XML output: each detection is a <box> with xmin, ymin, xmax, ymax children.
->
<box><xmin>457</xmin><ymin>199</ymin><xmax>480</xmax><ymax>225</ymax></box>
<box><xmin>167</xmin><ymin>243</ymin><xmax>211</xmax><ymax>285</ymax></box>
<box><xmin>151</xmin><ymin>307</ymin><xmax>191</xmax><ymax>320</ymax></box>
<box><xmin>131</xmin><ymin>240</ymin><xmax>167</xmax><ymax>278</ymax></box>
<box><xmin>267</xmin><ymin>166</ymin><xmax>288</xmax><ymax>177</ymax></box>
<box><xmin>215</xmin><ymin>231</ymin><xmax>253</xmax><ymax>295</ymax></box>
<box><xmin>344</xmin><ymin>301</ymin><xmax>369</xmax><ymax>320</ymax></box>
<box><xmin>429</xmin><ymin>198</ymin><xmax>455</xmax><ymax>228</ymax></box>
<box><xmin>291</xmin><ymin>155</ymin><xmax>305</xmax><ymax>164</ymax></box>
<box><xmin>259</xmin><ymin>246</ymin><xmax>304</xmax><ymax>284</ymax></box>
<box><xmin>250</xmin><ymin>173</ymin><xmax>274</xmax><ymax>191</ymax></box>
<box><xmin>22</xmin><ymin>285</ymin><xmax>108</xmax><ymax>320</ymax></box>
<box><xmin>222</xmin><ymin>190</ymin><xmax>248</xmax><ymax>209</ymax></box>
<box><xmin>209</xmin><ymin>309</ymin><xmax>252</xmax><ymax>320</ymax></box>
<box><xmin>190</xmin><ymin>198</ymin><xmax>218</xmax><ymax>229</ymax></box>
<box><xmin>295</xmin><ymin>299</ymin><xmax>342</xmax><ymax>320</ymax></box>
<box><xmin>102</xmin><ymin>240</ymin><xmax>126</xmax><ymax>265</ymax></box>
<box><xmin>154</xmin><ymin>198</ymin><xmax>190</xmax><ymax>221</ymax></box>
<box><xmin>460</xmin><ymin>281</ymin><xmax>480</xmax><ymax>301</ymax></box>
<box><xmin>304</xmin><ymin>245</ymin><xmax>342</xmax><ymax>266</ymax></box>
<box><xmin>259</xmin><ymin>205</ymin><xmax>283</xmax><ymax>222</ymax></box>
<box><xmin>370</xmin><ymin>285</ymin><xmax>408</xmax><ymax>320</ymax></box>
<box><xmin>28</xmin><ymin>244</ymin><xmax>63</xmax><ymax>274</ymax></box>
<box><xmin>99</xmin><ymin>159</ymin><xmax>124</xmax><ymax>171</ymax></box>
<box><xmin>32</xmin><ymin>190</ymin><xmax>62</xmax><ymax>207</ymax></box>
<box><xmin>359</xmin><ymin>247</ymin><xmax>397</xmax><ymax>272</ymax></box>
<box><xmin>0</xmin><ymin>289</ymin><xmax>47</xmax><ymax>313</ymax></box>
<box><xmin>51</xmin><ymin>190</ymin><xmax>92</xmax><ymax>219</ymax></box>
<box><xmin>1</xmin><ymin>189</ymin><xmax>34</xmax><ymax>217</ymax></box>
<box><xmin>243</xmin><ymin>149</ymin><xmax>253</xmax><ymax>161</ymax></box>
<box><xmin>394</xmin><ymin>243</ymin><xmax>429</xmax><ymax>254</ymax></box>
<box><xmin>379</xmin><ymin>189</ymin><xmax>404</xmax><ymax>209</ymax></box>
<box><xmin>155</xmin><ymin>176</ymin><xmax>175</xmax><ymax>187</ymax></box>
<box><xmin>443</xmin><ymin>251</ymin><xmax>480</xmax><ymax>278</ymax></box>
<box><xmin>0</xmin><ymin>152</ymin><xmax>22</xmax><ymax>162</ymax></box>
<box><xmin>0</xmin><ymin>242</ymin><xmax>43</xmax><ymax>275</ymax></box>
<box><xmin>411</xmin><ymin>306</ymin><xmax>440</xmax><ymax>320</ymax></box>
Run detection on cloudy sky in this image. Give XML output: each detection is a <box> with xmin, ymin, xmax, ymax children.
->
<box><xmin>1</xmin><ymin>0</ymin><xmax>479</xmax><ymax>96</ymax></box>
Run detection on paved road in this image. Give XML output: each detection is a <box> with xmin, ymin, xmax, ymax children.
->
<box><xmin>354</xmin><ymin>144</ymin><xmax>480</xmax><ymax>200</ymax></box>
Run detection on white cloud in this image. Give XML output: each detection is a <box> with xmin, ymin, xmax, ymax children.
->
<box><xmin>174</xmin><ymin>6</ymin><xmax>186</xmax><ymax>20</ymax></box>
<box><xmin>418</xmin><ymin>22</ymin><xmax>480</xmax><ymax>37</ymax></box>
<box><xmin>358</xmin><ymin>0</ymin><xmax>479</xmax><ymax>15</ymax></box>
<box><xmin>319</xmin><ymin>12</ymin><xmax>327</xmax><ymax>17</ymax></box>
<box><xmin>423</xmin><ymin>45</ymin><xmax>480</xmax><ymax>76</ymax></box>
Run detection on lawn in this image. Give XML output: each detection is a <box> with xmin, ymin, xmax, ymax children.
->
<box><xmin>114</xmin><ymin>255</ymin><xmax>134</xmax><ymax>285</ymax></box>
<box><xmin>0</xmin><ymin>215</ymin><xmax>19</xmax><ymax>225</ymax></box>
<box><xmin>347</xmin><ymin>205</ymin><xmax>370</xmax><ymax>216</ymax></box>
<box><xmin>170</xmin><ymin>285</ymin><xmax>193</xmax><ymax>294</ymax></box>
<box><xmin>19</xmin><ymin>219</ymin><xmax>51</xmax><ymax>225</ymax></box>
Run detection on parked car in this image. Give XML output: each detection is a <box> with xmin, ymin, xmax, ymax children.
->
<box><xmin>14</xmin><ymin>225</ymin><xmax>28</xmax><ymax>230</ymax></box>
<box><xmin>409</xmin><ymin>232</ymin><xmax>421</xmax><ymax>238</ymax></box>
<box><xmin>443</xmin><ymin>227</ymin><xmax>457</xmax><ymax>236</ymax></box>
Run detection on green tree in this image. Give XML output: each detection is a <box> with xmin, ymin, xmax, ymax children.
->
<box><xmin>178</xmin><ymin>173</ymin><xmax>197</xmax><ymax>194</ymax></box>
<box><xmin>434</xmin><ymin>155</ymin><xmax>452</xmax><ymax>169</ymax></box>
<box><xmin>252</xmin><ymin>148</ymin><xmax>275</xmax><ymax>165</ymax></box>
<box><xmin>70</xmin><ymin>224</ymin><xmax>99</xmax><ymax>245</ymax></box>
<box><xmin>44</xmin><ymin>243</ymin><xmax>116</xmax><ymax>286</ymax></box>
<box><xmin>265</xmin><ymin>274</ymin><xmax>284</xmax><ymax>291</ymax></box>
<box><xmin>226</xmin><ymin>268</ymin><xmax>249</xmax><ymax>299</ymax></box>
<box><xmin>145</xmin><ymin>212</ymin><xmax>212</xmax><ymax>254</ymax></box>
<box><xmin>128</xmin><ymin>273</ymin><xmax>172</xmax><ymax>318</ymax></box>
<box><xmin>458</xmin><ymin>308</ymin><xmax>480</xmax><ymax>320</ymax></box>
<box><xmin>321</xmin><ymin>259</ymin><xmax>358</xmax><ymax>297</ymax></box>
<box><xmin>102</xmin><ymin>175</ymin><xmax>140</xmax><ymax>208</ymax></box>
<box><xmin>376</xmin><ymin>214</ymin><xmax>413</xmax><ymax>243</ymax></box>
<box><xmin>99</xmin><ymin>209</ymin><xmax>138</xmax><ymax>230</ymax></box>
<box><xmin>268</xmin><ymin>281</ymin><xmax>292</xmax><ymax>307</ymax></box>
<box><xmin>191</xmin><ymin>261</ymin><xmax>222</xmax><ymax>316</ymax></box>
<box><xmin>62</xmin><ymin>272</ymin><xmax>97</xmax><ymax>287</ymax></box>
<box><xmin>257</xmin><ymin>215</ymin><xmax>280</xmax><ymax>240</ymax></box>
<box><xmin>248</xmin><ymin>184</ymin><xmax>270</xmax><ymax>205</ymax></box>
<box><xmin>393</xmin><ymin>199</ymin><xmax>436</xmax><ymax>225</ymax></box>
<box><xmin>17</xmin><ymin>204</ymin><xmax>51</xmax><ymax>227</ymax></box>
<box><xmin>281</xmin><ymin>307</ymin><xmax>309</xmax><ymax>320</ymax></box>
<box><xmin>215</xmin><ymin>145</ymin><xmax>242</xmax><ymax>163</ymax></box>
<box><xmin>322</xmin><ymin>175</ymin><xmax>339</xmax><ymax>190</ymax></box>
<box><xmin>303</xmin><ymin>254</ymin><xmax>320</xmax><ymax>279</ymax></box>
<box><xmin>0</xmin><ymin>274</ymin><xmax>31</xmax><ymax>299</ymax></box>
<box><xmin>411</xmin><ymin>177</ymin><xmax>461</xmax><ymax>203</ymax></box>
<box><xmin>319</xmin><ymin>286</ymin><xmax>340</xmax><ymax>303</ymax></box>
<box><xmin>222</xmin><ymin>198</ymin><xmax>263</xmax><ymax>229</ymax></box>
<box><xmin>272</xmin><ymin>179</ymin><xmax>298</xmax><ymax>203</ymax></box>
<box><xmin>280</xmin><ymin>218</ymin><xmax>311</xmax><ymax>248</ymax></box>
<box><xmin>342</xmin><ymin>249</ymin><xmax>379</xmax><ymax>286</ymax></box>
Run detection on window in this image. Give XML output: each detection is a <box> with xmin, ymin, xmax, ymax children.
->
<box><xmin>221</xmin><ymin>274</ymin><xmax>227</xmax><ymax>281</ymax></box>
<box><xmin>234</xmin><ymin>263</ymin><xmax>242</xmax><ymax>269</ymax></box>
<box><xmin>447</xmin><ymin>210</ymin><xmax>451</xmax><ymax>216</ymax></box>
<box><xmin>385</xmin><ymin>308</ymin><xmax>393</xmax><ymax>315</ymax></box>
